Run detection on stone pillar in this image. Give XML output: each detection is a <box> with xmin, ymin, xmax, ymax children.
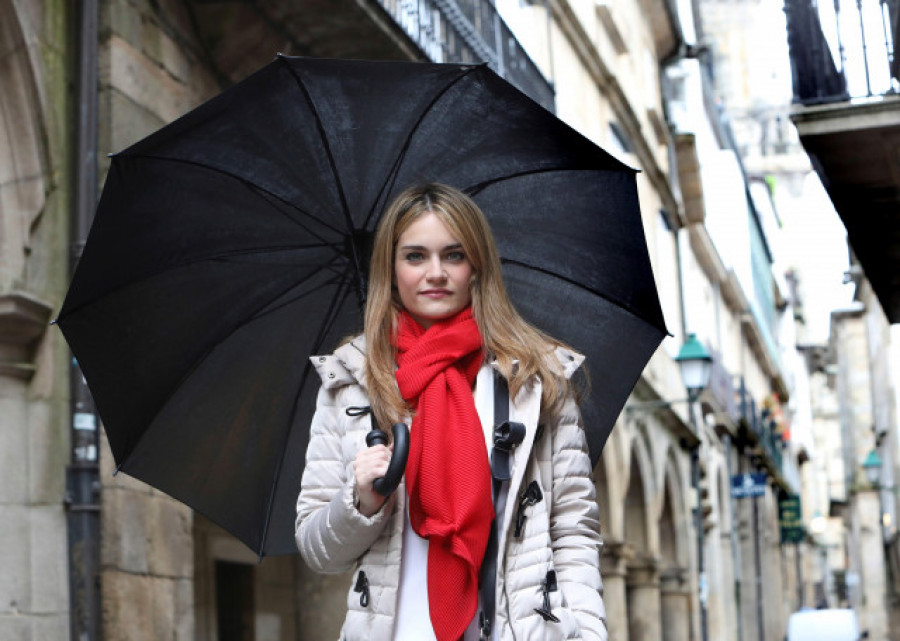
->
<box><xmin>0</xmin><ymin>292</ymin><xmax>64</xmax><ymax>639</ymax></box>
<box><xmin>601</xmin><ymin>541</ymin><xmax>634</xmax><ymax>641</ymax></box>
<box><xmin>660</xmin><ymin>567</ymin><xmax>691</xmax><ymax>641</ymax></box>
<box><xmin>857</xmin><ymin>490</ymin><xmax>889</xmax><ymax>640</ymax></box>
<box><xmin>626</xmin><ymin>557</ymin><xmax>662</xmax><ymax>641</ymax></box>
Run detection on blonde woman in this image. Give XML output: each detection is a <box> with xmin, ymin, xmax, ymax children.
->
<box><xmin>296</xmin><ymin>183</ymin><xmax>607</xmax><ymax>641</ymax></box>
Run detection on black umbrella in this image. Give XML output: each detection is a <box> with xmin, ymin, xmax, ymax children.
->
<box><xmin>56</xmin><ymin>55</ymin><xmax>667</xmax><ymax>557</ymax></box>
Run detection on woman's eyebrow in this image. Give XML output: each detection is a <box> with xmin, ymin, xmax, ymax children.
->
<box><xmin>398</xmin><ymin>243</ymin><xmax>463</xmax><ymax>251</ymax></box>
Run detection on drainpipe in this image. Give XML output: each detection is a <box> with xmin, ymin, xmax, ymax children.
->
<box><xmin>66</xmin><ymin>0</ymin><xmax>101</xmax><ymax>638</ymax></box>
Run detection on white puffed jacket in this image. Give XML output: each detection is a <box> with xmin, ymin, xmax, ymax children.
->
<box><xmin>295</xmin><ymin>336</ymin><xmax>608</xmax><ymax>641</ymax></box>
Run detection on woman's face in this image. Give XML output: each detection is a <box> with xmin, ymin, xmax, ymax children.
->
<box><xmin>394</xmin><ymin>212</ymin><xmax>473</xmax><ymax>328</ymax></box>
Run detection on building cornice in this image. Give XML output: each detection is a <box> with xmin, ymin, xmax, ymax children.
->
<box><xmin>548</xmin><ymin>0</ymin><xmax>681</xmax><ymax>221</ymax></box>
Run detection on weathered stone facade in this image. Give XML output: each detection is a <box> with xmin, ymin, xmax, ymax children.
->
<box><xmin>0</xmin><ymin>0</ymin><xmax>73</xmax><ymax>639</ymax></box>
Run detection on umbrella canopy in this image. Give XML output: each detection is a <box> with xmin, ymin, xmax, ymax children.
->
<box><xmin>56</xmin><ymin>55</ymin><xmax>668</xmax><ymax>557</ymax></box>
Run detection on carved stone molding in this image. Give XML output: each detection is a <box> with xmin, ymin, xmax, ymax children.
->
<box><xmin>626</xmin><ymin>555</ymin><xmax>661</xmax><ymax>588</ymax></box>
<box><xmin>0</xmin><ymin>291</ymin><xmax>53</xmax><ymax>379</ymax></box>
<box><xmin>601</xmin><ymin>539</ymin><xmax>635</xmax><ymax>577</ymax></box>
<box><xmin>659</xmin><ymin>566</ymin><xmax>690</xmax><ymax>594</ymax></box>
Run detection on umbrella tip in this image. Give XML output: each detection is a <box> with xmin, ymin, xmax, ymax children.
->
<box><xmin>49</xmin><ymin>317</ymin><xmax>58</xmax><ymax>326</ymax></box>
<box><xmin>113</xmin><ymin>464</ymin><xmax>122</xmax><ymax>477</ymax></box>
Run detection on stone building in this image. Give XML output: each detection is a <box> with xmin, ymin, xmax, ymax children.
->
<box><xmin>781</xmin><ymin>0</ymin><xmax>900</xmax><ymax>636</ymax></box>
<box><xmin>1</xmin><ymin>0</ymin><xmax>808</xmax><ymax>640</ymax></box>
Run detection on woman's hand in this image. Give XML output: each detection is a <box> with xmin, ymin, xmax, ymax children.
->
<box><xmin>353</xmin><ymin>443</ymin><xmax>392</xmax><ymax>517</ymax></box>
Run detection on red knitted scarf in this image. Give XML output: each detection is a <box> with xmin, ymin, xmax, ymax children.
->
<box><xmin>394</xmin><ymin>307</ymin><xmax>493</xmax><ymax>641</ymax></box>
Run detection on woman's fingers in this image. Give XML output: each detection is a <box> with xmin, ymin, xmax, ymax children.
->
<box><xmin>354</xmin><ymin>445</ymin><xmax>391</xmax><ymax>479</ymax></box>
<box><xmin>354</xmin><ymin>444</ymin><xmax>393</xmax><ymax>517</ymax></box>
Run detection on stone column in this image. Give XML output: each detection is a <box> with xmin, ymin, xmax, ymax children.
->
<box><xmin>660</xmin><ymin>567</ymin><xmax>691</xmax><ymax>641</ymax></box>
<box><xmin>601</xmin><ymin>541</ymin><xmax>634</xmax><ymax>641</ymax></box>
<box><xmin>857</xmin><ymin>490</ymin><xmax>889</xmax><ymax>640</ymax></box>
<box><xmin>626</xmin><ymin>556</ymin><xmax>662</xmax><ymax>641</ymax></box>
<box><xmin>0</xmin><ymin>292</ymin><xmax>61</xmax><ymax>639</ymax></box>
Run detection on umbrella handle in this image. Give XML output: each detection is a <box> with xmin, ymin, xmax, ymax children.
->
<box><xmin>365</xmin><ymin>422</ymin><xmax>409</xmax><ymax>497</ymax></box>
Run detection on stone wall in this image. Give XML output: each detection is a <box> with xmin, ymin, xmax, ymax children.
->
<box><xmin>97</xmin><ymin>2</ymin><xmax>219</xmax><ymax>639</ymax></box>
<box><xmin>0</xmin><ymin>0</ymin><xmax>74</xmax><ymax>639</ymax></box>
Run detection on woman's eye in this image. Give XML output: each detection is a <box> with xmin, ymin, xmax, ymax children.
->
<box><xmin>404</xmin><ymin>252</ymin><xmax>424</xmax><ymax>261</ymax></box>
<box><xmin>446</xmin><ymin>251</ymin><xmax>466</xmax><ymax>261</ymax></box>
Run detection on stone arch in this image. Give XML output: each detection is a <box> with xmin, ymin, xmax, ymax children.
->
<box><xmin>0</xmin><ymin>0</ymin><xmax>48</xmax><ymax>291</ymax></box>
<box><xmin>659</xmin><ymin>448</ymin><xmax>690</xmax><ymax>568</ymax></box>
<box><xmin>623</xmin><ymin>428</ymin><xmax>655</xmax><ymax>555</ymax></box>
<box><xmin>658</xmin><ymin>448</ymin><xmax>693</xmax><ymax>641</ymax></box>
<box><xmin>623</xmin><ymin>428</ymin><xmax>663</xmax><ymax>641</ymax></box>
<box><xmin>599</xmin><ymin>418</ymin><xmax>627</xmax><ymax>538</ymax></box>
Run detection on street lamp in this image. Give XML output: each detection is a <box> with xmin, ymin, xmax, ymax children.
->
<box><xmin>677</xmin><ymin>333</ymin><xmax>712</xmax><ymax>641</ymax></box>
<box><xmin>675</xmin><ymin>333</ymin><xmax>713</xmax><ymax>403</ymax></box>
<box><xmin>626</xmin><ymin>333</ymin><xmax>713</xmax><ymax>414</ymax></box>
<box><xmin>862</xmin><ymin>448</ymin><xmax>882</xmax><ymax>487</ymax></box>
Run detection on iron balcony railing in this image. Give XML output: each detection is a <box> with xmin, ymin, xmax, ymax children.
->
<box><xmin>375</xmin><ymin>0</ymin><xmax>555</xmax><ymax>111</ymax></box>
<box><xmin>784</xmin><ymin>0</ymin><xmax>899</xmax><ymax>104</ymax></box>
<box><xmin>737</xmin><ymin>378</ymin><xmax>785</xmax><ymax>473</ymax></box>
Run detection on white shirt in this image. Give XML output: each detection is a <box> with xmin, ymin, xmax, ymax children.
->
<box><xmin>392</xmin><ymin>364</ymin><xmax>504</xmax><ymax>641</ymax></box>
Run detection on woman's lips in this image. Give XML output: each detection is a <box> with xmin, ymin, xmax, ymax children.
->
<box><xmin>420</xmin><ymin>289</ymin><xmax>452</xmax><ymax>299</ymax></box>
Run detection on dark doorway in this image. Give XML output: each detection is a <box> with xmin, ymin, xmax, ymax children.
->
<box><xmin>216</xmin><ymin>560</ymin><xmax>255</xmax><ymax>641</ymax></box>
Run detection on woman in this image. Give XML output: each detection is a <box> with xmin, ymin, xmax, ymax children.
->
<box><xmin>295</xmin><ymin>183</ymin><xmax>607</xmax><ymax>641</ymax></box>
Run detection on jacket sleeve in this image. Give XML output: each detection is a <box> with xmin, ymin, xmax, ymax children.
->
<box><xmin>548</xmin><ymin>392</ymin><xmax>608</xmax><ymax>641</ymax></box>
<box><xmin>295</xmin><ymin>384</ymin><xmax>394</xmax><ymax>573</ymax></box>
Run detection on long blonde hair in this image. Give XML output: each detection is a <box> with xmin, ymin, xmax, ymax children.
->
<box><xmin>364</xmin><ymin>183</ymin><xmax>574</xmax><ymax>429</ymax></box>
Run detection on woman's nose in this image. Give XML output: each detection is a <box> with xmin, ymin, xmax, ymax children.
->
<box><xmin>425</xmin><ymin>256</ymin><xmax>446</xmax><ymax>280</ymax></box>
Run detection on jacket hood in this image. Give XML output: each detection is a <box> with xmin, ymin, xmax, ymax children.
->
<box><xmin>310</xmin><ymin>336</ymin><xmax>368</xmax><ymax>389</ymax></box>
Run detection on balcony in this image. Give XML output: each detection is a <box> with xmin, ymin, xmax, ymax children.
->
<box><xmin>185</xmin><ymin>0</ymin><xmax>554</xmax><ymax>111</ymax></box>
<box><xmin>375</xmin><ymin>0</ymin><xmax>554</xmax><ymax>111</ymax></box>
<box><xmin>736</xmin><ymin>377</ymin><xmax>788</xmax><ymax>486</ymax></box>
<box><xmin>784</xmin><ymin>0</ymin><xmax>900</xmax><ymax>322</ymax></box>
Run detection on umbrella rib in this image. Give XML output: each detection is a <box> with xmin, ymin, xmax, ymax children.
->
<box><xmin>257</xmin><ymin>274</ymin><xmax>357</xmax><ymax>556</ymax></box>
<box><xmin>278</xmin><ymin>60</ymin><xmax>355</xmax><ymax>236</ymax></box>
<box><xmin>113</xmin><ymin>254</ymin><xmax>352</xmax><ymax>493</ymax></box>
<box><xmin>57</xmin><ymin>245</ymin><xmax>346</xmax><ymax>322</ymax></box>
<box><xmin>127</xmin><ymin>154</ymin><xmax>347</xmax><ymax>237</ymax></box>
<box><xmin>243</xmin><ymin>269</ymin><xmax>348</xmax><ymax>326</ymax></box>
<box><xmin>311</xmin><ymin>265</ymin><xmax>358</xmax><ymax>356</ymax></box>
<box><xmin>257</xmin><ymin>357</ymin><xmax>316</xmax><ymax>559</ymax></box>
<box><xmin>500</xmin><ymin>257</ymin><xmax>669</xmax><ymax>335</ymax></box>
<box><xmin>362</xmin><ymin>64</ymin><xmax>487</xmax><ymax>230</ymax></box>
<box><xmin>464</xmin><ymin>165</ymin><xmax>638</xmax><ymax>198</ymax></box>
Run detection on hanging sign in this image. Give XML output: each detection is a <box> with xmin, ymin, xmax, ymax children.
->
<box><xmin>730</xmin><ymin>473</ymin><xmax>767</xmax><ymax>499</ymax></box>
<box><xmin>778</xmin><ymin>494</ymin><xmax>805</xmax><ymax>544</ymax></box>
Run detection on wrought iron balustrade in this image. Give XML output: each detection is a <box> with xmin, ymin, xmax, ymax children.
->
<box><xmin>784</xmin><ymin>0</ymin><xmax>898</xmax><ymax>104</ymax></box>
<box><xmin>736</xmin><ymin>378</ymin><xmax>785</xmax><ymax>472</ymax></box>
<box><xmin>375</xmin><ymin>0</ymin><xmax>555</xmax><ymax>111</ymax></box>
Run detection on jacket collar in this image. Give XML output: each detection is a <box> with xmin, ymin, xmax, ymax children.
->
<box><xmin>311</xmin><ymin>336</ymin><xmax>584</xmax><ymax>389</ymax></box>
